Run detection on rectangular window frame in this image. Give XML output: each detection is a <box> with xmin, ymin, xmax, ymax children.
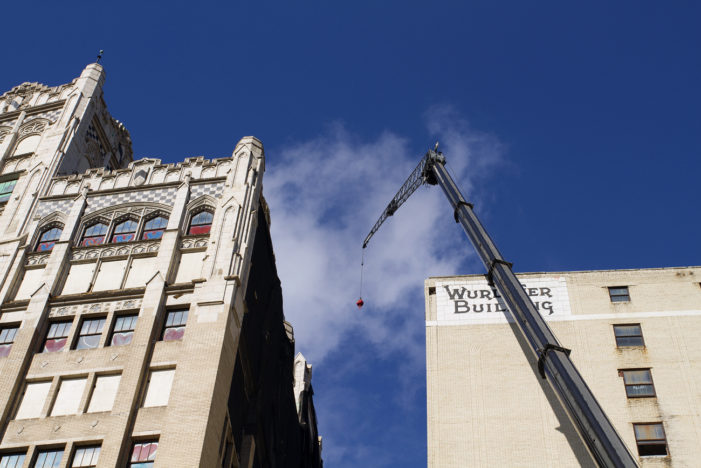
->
<box><xmin>109</xmin><ymin>313</ymin><xmax>138</xmax><ymax>347</ymax></box>
<box><xmin>70</xmin><ymin>444</ymin><xmax>101</xmax><ymax>468</ymax></box>
<box><xmin>0</xmin><ymin>324</ymin><xmax>19</xmax><ymax>358</ymax></box>
<box><xmin>73</xmin><ymin>316</ymin><xmax>106</xmax><ymax>350</ymax></box>
<box><xmin>613</xmin><ymin>323</ymin><xmax>645</xmax><ymax>347</ymax></box>
<box><xmin>50</xmin><ymin>376</ymin><xmax>88</xmax><ymax>417</ymax></box>
<box><xmin>129</xmin><ymin>440</ymin><xmax>158</xmax><ymax>467</ymax></box>
<box><xmin>633</xmin><ymin>422</ymin><xmax>668</xmax><ymax>457</ymax></box>
<box><xmin>32</xmin><ymin>447</ymin><xmax>65</xmax><ymax>468</ymax></box>
<box><xmin>618</xmin><ymin>368</ymin><xmax>656</xmax><ymax>398</ymax></box>
<box><xmin>161</xmin><ymin>308</ymin><xmax>189</xmax><ymax>342</ymax></box>
<box><xmin>608</xmin><ymin>286</ymin><xmax>630</xmax><ymax>303</ymax></box>
<box><xmin>0</xmin><ymin>451</ymin><xmax>27</xmax><ymax>468</ymax></box>
<box><xmin>15</xmin><ymin>380</ymin><xmax>52</xmax><ymax>420</ymax></box>
<box><xmin>0</xmin><ymin>175</ymin><xmax>19</xmax><ymax>204</ymax></box>
<box><xmin>42</xmin><ymin>320</ymin><xmax>73</xmax><ymax>353</ymax></box>
<box><xmin>86</xmin><ymin>373</ymin><xmax>121</xmax><ymax>414</ymax></box>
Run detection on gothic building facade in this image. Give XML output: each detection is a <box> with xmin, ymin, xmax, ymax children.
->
<box><xmin>0</xmin><ymin>64</ymin><xmax>322</xmax><ymax>467</ymax></box>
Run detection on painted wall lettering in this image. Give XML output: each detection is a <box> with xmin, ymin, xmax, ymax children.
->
<box><xmin>434</xmin><ymin>276</ymin><xmax>572</xmax><ymax>324</ymax></box>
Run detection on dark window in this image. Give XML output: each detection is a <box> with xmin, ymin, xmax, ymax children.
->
<box><xmin>110</xmin><ymin>315</ymin><xmax>138</xmax><ymax>346</ymax></box>
<box><xmin>36</xmin><ymin>227</ymin><xmax>62</xmax><ymax>252</ymax></box>
<box><xmin>111</xmin><ymin>219</ymin><xmax>138</xmax><ymax>243</ymax></box>
<box><xmin>0</xmin><ymin>177</ymin><xmax>18</xmax><ymax>204</ymax></box>
<box><xmin>0</xmin><ymin>326</ymin><xmax>19</xmax><ymax>358</ymax></box>
<box><xmin>188</xmin><ymin>210</ymin><xmax>213</xmax><ymax>235</ymax></box>
<box><xmin>0</xmin><ymin>452</ymin><xmax>26</xmax><ymax>468</ymax></box>
<box><xmin>130</xmin><ymin>441</ymin><xmax>158</xmax><ymax>467</ymax></box>
<box><xmin>609</xmin><ymin>286</ymin><xmax>630</xmax><ymax>302</ymax></box>
<box><xmin>42</xmin><ymin>321</ymin><xmax>72</xmax><ymax>353</ymax></box>
<box><xmin>613</xmin><ymin>324</ymin><xmax>644</xmax><ymax>347</ymax></box>
<box><xmin>74</xmin><ymin>318</ymin><xmax>106</xmax><ymax>350</ymax></box>
<box><xmin>162</xmin><ymin>309</ymin><xmax>188</xmax><ymax>341</ymax></box>
<box><xmin>81</xmin><ymin>223</ymin><xmax>108</xmax><ymax>247</ymax></box>
<box><xmin>71</xmin><ymin>445</ymin><xmax>100</xmax><ymax>467</ymax></box>
<box><xmin>634</xmin><ymin>423</ymin><xmax>667</xmax><ymax>456</ymax></box>
<box><xmin>33</xmin><ymin>448</ymin><xmax>64</xmax><ymax>468</ymax></box>
<box><xmin>619</xmin><ymin>369</ymin><xmax>655</xmax><ymax>397</ymax></box>
<box><xmin>142</xmin><ymin>216</ymin><xmax>168</xmax><ymax>240</ymax></box>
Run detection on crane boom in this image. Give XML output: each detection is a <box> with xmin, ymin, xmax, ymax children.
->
<box><xmin>363</xmin><ymin>147</ymin><xmax>638</xmax><ymax>468</ymax></box>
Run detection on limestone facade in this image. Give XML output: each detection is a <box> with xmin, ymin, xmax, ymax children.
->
<box><xmin>425</xmin><ymin>266</ymin><xmax>701</xmax><ymax>467</ymax></box>
<box><xmin>0</xmin><ymin>65</ymin><xmax>322</xmax><ymax>467</ymax></box>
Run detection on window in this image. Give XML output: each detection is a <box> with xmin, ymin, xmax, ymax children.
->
<box><xmin>92</xmin><ymin>260</ymin><xmax>128</xmax><ymax>291</ymax></box>
<box><xmin>130</xmin><ymin>441</ymin><xmax>158</xmax><ymax>467</ymax></box>
<box><xmin>143</xmin><ymin>369</ymin><xmax>175</xmax><ymax>407</ymax></box>
<box><xmin>15</xmin><ymin>381</ymin><xmax>51</xmax><ymax>419</ymax></box>
<box><xmin>634</xmin><ymin>423</ymin><xmax>667</xmax><ymax>456</ymax></box>
<box><xmin>124</xmin><ymin>257</ymin><xmax>156</xmax><ymax>289</ymax></box>
<box><xmin>0</xmin><ymin>326</ymin><xmax>19</xmax><ymax>358</ymax></box>
<box><xmin>142</xmin><ymin>216</ymin><xmax>168</xmax><ymax>240</ymax></box>
<box><xmin>42</xmin><ymin>321</ymin><xmax>72</xmax><ymax>353</ymax></box>
<box><xmin>613</xmin><ymin>324</ymin><xmax>644</xmax><ymax>347</ymax></box>
<box><xmin>188</xmin><ymin>210</ymin><xmax>213</xmax><ymax>235</ymax></box>
<box><xmin>609</xmin><ymin>286</ymin><xmax>630</xmax><ymax>302</ymax></box>
<box><xmin>50</xmin><ymin>377</ymin><xmax>87</xmax><ymax>416</ymax></box>
<box><xmin>110</xmin><ymin>315</ymin><xmax>138</xmax><ymax>346</ymax></box>
<box><xmin>74</xmin><ymin>317</ymin><xmax>106</xmax><ymax>350</ymax></box>
<box><xmin>0</xmin><ymin>453</ymin><xmax>26</xmax><ymax>468</ymax></box>
<box><xmin>81</xmin><ymin>223</ymin><xmax>108</xmax><ymax>247</ymax></box>
<box><xmin>13</xmin><ymin>134</ymin><xmax>40</xmax><ymax>156</ymax></box>
<box><xmin>174</xmin><ymin>251</ymin><xmax>205</xmax><ymax>283</ymax></box>
<box><xmin>162</xmin><ymin>309</ymin><xmax>188</xmax><ymax>341</ymax></box>
<box><xmin>620</xmin><ymin>369</ymin><xmax>655</xmax><ymax>398</ymax></box>
<box><xmin>15</xmin><ymin>267</ymin><xmax>45</xmax><ymax>300</ymax></box>
<box><xmin>33</xmin><ymin>449</ymin><xmax>63</xmax><ymax>468</ymax></box>
<box><xmin>61</xmin><ymin>263</ymin><xmax>96</xmax><ymax>295</ymax></box>
<box><xmin>71</xmin><ymin>446</ymin><xmax>100</xmax><ymax>467</ymax></box>
<box><xmin>36</xmin><ymin>226</ymin><xmax>62</xmax><ymax>252</ymax></box>
<box><xmin>0</xmin><ymin>177</ymin><xmax>18</xmax><ymax>204</ymax></box>
<box><xmin>111</xmin><ymin>219</ymin><xmax>138</xmax><ymax>243</ymax></box>
<box><xmin>87</xmin><ymin>374</ymin><xmax>121</xmax><ymax>413</ymax></box>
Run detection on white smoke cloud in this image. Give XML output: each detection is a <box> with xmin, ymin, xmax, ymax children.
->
<box><xmin>265</xmin><ymin>105</ymin><xmax>505</xmax><ymax>365</ymax></box>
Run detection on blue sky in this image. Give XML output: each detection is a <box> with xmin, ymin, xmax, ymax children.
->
<box><xmin>3</xmin><ymin>1</ymin><xmax>700</xmax><ymax>466</ymax></box>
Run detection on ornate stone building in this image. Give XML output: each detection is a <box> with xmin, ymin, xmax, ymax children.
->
<box><xmin>425</xmin><ymin>266</ymin><xmax>701</xmax><ymax>467</ymax></box>
<box><xmin>0</xmin><ymin>64</ymin><xmax>322</xmax><ymax>467</ymax></box>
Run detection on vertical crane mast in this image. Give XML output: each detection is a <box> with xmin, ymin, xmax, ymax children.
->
<box><xmin>363</xmin><ymin>148</ymin><xmax>638</xmax><ymax>468</ymax></box>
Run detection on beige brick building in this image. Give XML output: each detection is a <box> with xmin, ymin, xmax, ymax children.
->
<box><xmin>0</xmin><ymin>64</ymin><xmax>322</xmax><ymax>467</ymax></box>
<box><xmin>425</xmin><ymin>266</ymin><xmax>701</xmax><ymax>467</ymax></box>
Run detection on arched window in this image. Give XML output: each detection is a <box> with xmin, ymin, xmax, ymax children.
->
<box><xmin>188</xmin><ymin>210</ymin><xmax>213</xmax><ymax>235</ymax></box>
<box><xmin>81</xmin><ymin>222</ymin><xmax>108</xmax><ymax>247</ymax></box>
<box><xmin>36</xmin><ymin>226</ymin><xmax>63</xmax><ymax>252</ymax></box>
<box><xmin>111</xmin><ymin>219</ymin><xmax>138</xmax><ymax>243</ymax></box>
<box><xmin>12</xmin><ymin>135</ymin><xmax>40</xmax><ymax>156</ymax></box>
<box><xmin>142</xmin><ymin>216</ymin><xmax>168</xmax><ymax>240</ymax></box>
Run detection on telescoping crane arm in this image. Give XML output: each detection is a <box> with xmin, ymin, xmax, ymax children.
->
<box><xmin>363</xmin><ymin>147</ymin><xmax>638</xmax><ymax>468</ymax></box>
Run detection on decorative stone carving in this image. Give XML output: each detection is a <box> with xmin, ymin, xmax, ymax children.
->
<box><xmin>26</xmin><ymin>253</ymin><xmax>50</xmax><ymax>266</ymax></box>
<box><xmin>18</xmin><ymin>119</ymin><xmax>47</xmax><ymax>136</ymax></box>
<box><xmin>71</xmin><ymin>239</ymin><xmax>160</xmax><ymax>260</ymax></box>
<box><xmin>180</xmin><ymin>237</ymin><xmax>209</xmax><ymax>250</ymax></box>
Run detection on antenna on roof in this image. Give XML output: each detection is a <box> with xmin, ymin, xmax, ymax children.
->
<box><xmin>96</xmin><ymin>50</ymin><xmax>104</xmax><ymax>64</ymax></box>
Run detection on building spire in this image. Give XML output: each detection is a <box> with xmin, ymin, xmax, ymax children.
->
<box><xmin>96</xmin><ymin>49</ymin><xmax>104</xmax><ymax>64</ymax></box>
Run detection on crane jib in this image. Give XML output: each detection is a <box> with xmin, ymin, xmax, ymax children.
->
<box><xmin>362</xmin><ymin>148</ymin><xmax>639</xmax><ymax>468</ymax></box>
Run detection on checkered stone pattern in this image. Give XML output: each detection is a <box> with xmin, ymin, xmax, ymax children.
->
<box><xmin>35</xmin><ymin>109</ymin><xmax>62</xmax><ymax>123</ymax></box>
<box><xmin>190</xmin><ymin>182</ymin><xmax>224</xmax><ymax>201</ymax></box>
<box><xmin>86</xmin><ymin>122</ymin><xmax>105</xmax><ymax>154</ymax></box>
<box><xmin>36</xmin><ymin>199</ymin><xmax>74</xmax><ymax>219</ymax></box>
<box><xmin>85</xmin><ymin>187</ymin><xmax>177</xmax><ymax>214</ymax></box>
